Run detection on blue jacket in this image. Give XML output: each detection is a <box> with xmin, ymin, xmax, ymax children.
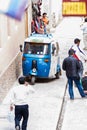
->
<box><xmin>62</xmin><ymin>56</ymin><xmax>80</xmax><ymax>78</ymax></box>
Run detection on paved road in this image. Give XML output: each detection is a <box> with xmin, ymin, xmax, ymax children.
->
<box><xmin>0</xmin><ymin>17</ymin><xmax>87</xmax><ymax>130</ymax></box>
<box><xmin>56</xmin><ymin>17</ymin><xmax>87</xmax><ymax>130</ymax></box>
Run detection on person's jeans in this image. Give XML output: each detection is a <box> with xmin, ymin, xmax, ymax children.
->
<box><xmin>15</xmin><ymin>105</ymin><xmax>29</xmax><ymax>130</ymax></box>
<box><xmin>68</xmin><ymin>77</ymin><xmax>85</xmax><ymax>99</ymax></box>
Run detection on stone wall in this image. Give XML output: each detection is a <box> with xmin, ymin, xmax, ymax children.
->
<box><xmin>0</xmin><ymin>52</ymin><xmax>22</xmax><ymax>102</ymax></box>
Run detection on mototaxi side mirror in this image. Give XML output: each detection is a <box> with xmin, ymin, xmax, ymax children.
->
<box><xmin>52</xmin><ymin>44</ymin><xmax>56</xmax><ymax>55</ymax></box>
<box><xmin>20</xmin><ymin>44</ymin><xmax>23</xmax><ymax>52</ymax></box>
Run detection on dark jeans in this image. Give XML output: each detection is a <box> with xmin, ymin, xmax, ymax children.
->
<box><xmin>68</xmin><ymin>77</ymin><xmax>85</xmax><ymax>99</ymax></box>
<box><xmin>15</xmin><ymin>105</ymin><xmax>29</xmax><ymax>130</ymax></box>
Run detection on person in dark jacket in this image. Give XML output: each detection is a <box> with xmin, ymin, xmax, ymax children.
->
<box><xmin>62</xmin><ymin>49</ymin><xmax>86</xmax><ymax>100</ymax></box>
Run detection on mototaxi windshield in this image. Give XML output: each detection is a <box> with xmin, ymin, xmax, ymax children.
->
<box><xmin>24</xmin><ymin>42</ymin><xmax>50</xmax><ymax>55</ymax></box>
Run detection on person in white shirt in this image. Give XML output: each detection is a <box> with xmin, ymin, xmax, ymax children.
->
<box><xmin>10</xmin><ymin>77</ymin><xmax>35</xmax><ymax>130</ymax></box>
<box><xmin>80</xmin><ymin>17</ymin><xmax>87</xmax><ymax>50</ymax></box>
<box><xmin>71</xmin><ymin>38</ymin><xmax>87</xmax><ymax>76</ymax></box>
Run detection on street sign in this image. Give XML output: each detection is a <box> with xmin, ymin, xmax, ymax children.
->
<box><xmin>62</xmin><ymin>0</ymin><xmax>87</xmax><ymax>16</ymax></box>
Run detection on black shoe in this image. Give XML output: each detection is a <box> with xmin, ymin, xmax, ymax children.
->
<box><xmin>82</xmin><ymin>95</ymin><xmax>87</xmax><ymax>98</ymax></box>
<box><xmin>70</xmin><ymin>98</ymin><xmax>74</xmax><ymax>100</ymax></box>
<box><xmin>15</xmin><ymin>126</ymin><xmax>20</xmax><ymax>130</ymax></box>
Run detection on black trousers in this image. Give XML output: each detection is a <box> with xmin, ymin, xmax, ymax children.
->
<box><xmin>15</xmin><ymin>104</ymin><xmax>29</xmax><ymax>130</ymax></box>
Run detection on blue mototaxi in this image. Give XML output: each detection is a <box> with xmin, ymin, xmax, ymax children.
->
<box><xmin>20</xmin><ymin>33</ymin><xmax>61</xmax><ymax>85</ymax></box>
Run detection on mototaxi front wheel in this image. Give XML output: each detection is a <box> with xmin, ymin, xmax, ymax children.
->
<box><xmin>31</xmin><ymin>76</ymin><xmax>36</xmax><ymax>85</ymax></box>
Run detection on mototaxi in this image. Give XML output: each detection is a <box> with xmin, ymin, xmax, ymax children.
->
<box><xmin>20</xmin><ymin>33</ymin><xmax>61</xmax><ymax>85</ymax></box>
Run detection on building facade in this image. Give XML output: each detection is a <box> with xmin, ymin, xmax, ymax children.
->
<box><xmin>0</xmin><ymin>0</ymin><xmax>32</xmax><ymax>101</ymax></box>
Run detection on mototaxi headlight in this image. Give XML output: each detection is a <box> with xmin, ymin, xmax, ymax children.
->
<box><xmin>32</xmin><ymin>68</ymin><xmax>36</xmax><ymax>72</ymax></box>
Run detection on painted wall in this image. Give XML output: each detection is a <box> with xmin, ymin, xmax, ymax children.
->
<box><xmin>0</xmin><ymin>0</ymin><xmax>32</xmax><ymax>75</ymax></box>
<box><xmin>0</xmin><ymin>0</ymin><xmax>32</xmax><ymax>101</ymax></box>
<box><xmin>41</xmin><ymin>0</ymin><xmax>62</xmax><ymax>25</ymax></box>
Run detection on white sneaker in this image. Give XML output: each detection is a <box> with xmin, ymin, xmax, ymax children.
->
<box><xmin>16</xmin><ymin>126</ymin><xmax>20</xmax><ymax>130</ymax></box>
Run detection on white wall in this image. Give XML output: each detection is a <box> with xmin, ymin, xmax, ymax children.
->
<box><xmin>41</xmin><ymin>0</ymin><xmax>62</xmax><ymax>24</ymax></box>
<box><xmin>0</xmin><ymin>16</ymin><xmax>25</xmax><ymax>73</ymax></box>
<box><xmin>0</xmin><ymin>0</ymin><xmax>32</xmax><ymax>74</ymax></box>
<box><xmin>51</xmin><ymin>0</ymin><xmax>62</xmax><ymax>22</ymax></box>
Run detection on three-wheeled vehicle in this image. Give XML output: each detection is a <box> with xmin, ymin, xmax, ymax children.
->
<box><xmin>20</xmin><ymin>33</ymin><xmax>61</xmax><ymax>85</ymax></box>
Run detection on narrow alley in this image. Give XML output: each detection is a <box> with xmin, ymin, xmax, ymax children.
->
<box><xmin>0</xmin><ymin>16</ymin><xmax>87</xmax><ymax>130</ymax></box>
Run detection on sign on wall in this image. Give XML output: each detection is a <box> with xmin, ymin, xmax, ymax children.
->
<box><xmin>62</xmin><ymin>0</ymin><xmax>87</xmax><ymax>16</ymax></box>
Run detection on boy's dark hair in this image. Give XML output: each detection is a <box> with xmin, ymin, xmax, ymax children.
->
<box><xmin>25</xmin><ymin>76</ymin><xmax>29</xmax><ymax>82</ymax></box>
<box><xmin>18</xmin><ymin>76</ymin><xmax>25</xmax><ymax>84</ymax></box>
<box><xmin>85</xmin><ymin>18</ymin><xmax>87</xmax><ymax>22</ymax></box>
<box><xmin>74</xmin><ymin>38</ymin><xmax>80</xmax><ymax>44</ymax></box>
<box><xmin>43</xmin><ymin>13</ymin><xmax>47</xmax><ymax>16</ymax></box>
<box><xmin>18</xmin><ymin>76</ymin><xmax>29</xmax><ymax>84</ymax></box>
<box><xmin>68</xmin><ymin>49</ymin><xmax>75</xmax><ymax>55</ymax></box>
